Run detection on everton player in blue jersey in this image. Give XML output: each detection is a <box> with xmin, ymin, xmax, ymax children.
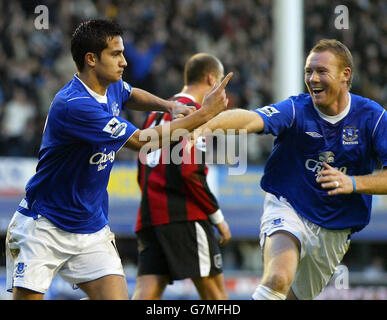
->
<box><xmin>5</xmin><ymin>19</ymin><xmax>232</xmax><ymax>300</ymax></box>
<box><xmin>192</xmin><ymin>39</ymin><xmax>387</xmax><ymax>300</ymax></box>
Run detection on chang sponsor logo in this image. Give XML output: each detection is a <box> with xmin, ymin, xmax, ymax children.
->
<box><xmin>305</xmin><ymin>151</ymin><xmax>347</xmax><ymax>176</ymax></box>
<box><xmin>318</xmin><ymin>151</ymin><xmax>335</xmax><ymax>163</ymax></box>
<box><xmin>89</xmin><ymin>149</ymin><xmax>116</xmax><ymax>171</ymax></box>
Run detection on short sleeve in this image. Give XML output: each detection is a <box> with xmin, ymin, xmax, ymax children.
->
<box><xmin>373</xmin><ymin>110</ymin><xmax>387</xmax><ymax>167</ymax></box>
<box><xmin>65</xmin><ymin>100</ymin><xmax>138</xmax><ymax>150</ymax></box>
<box><xmin>121</xmin><ymin>80</ymin><xmax>132</xmax><ymax>105</ymax></box>
<box><xmin>253</xmin><ymin>98</ymin><xmax>295</xmax><ymax>136</ymax></box>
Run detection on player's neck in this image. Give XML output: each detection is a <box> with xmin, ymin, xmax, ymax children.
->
<box><xmin>317</xmin><ymin>90</ymin><xmax>350</xmax><ymax>116</ymax></box>
<box><xmin>77</xmin><ymin>71</ymin><xmax>108</xmax><ymax>96</ymax></box>
<box><xmin>181</xmin><ymin>84</ymin><xmax>209</xmax><ymax>104</ymax></box>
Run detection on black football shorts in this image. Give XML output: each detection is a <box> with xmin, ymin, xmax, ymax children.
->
<box><xmin>136</xmin><ymin>220</ymin><xmax>223</xmax><ymax>282</ymax></box>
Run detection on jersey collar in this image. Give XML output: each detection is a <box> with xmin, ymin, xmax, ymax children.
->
<box><xmin>312</xmin><ymin>92</ymin><xmax>351</xmax><ymax>124</ymax></box>
<box><xmin>172</xmin><ymin>93</ymin><xmax>196</xmax><ymax>103</ymax></box>
<box><xmin>74</xmin><ymin>74</ymin><xmax>108</xmax><ymax>104</ymax></box>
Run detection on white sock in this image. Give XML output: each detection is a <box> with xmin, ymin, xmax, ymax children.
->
<box><xmin>251</xmin><ymin>285</ymin><xmax>287</xmax><ymax>300</ymax></box>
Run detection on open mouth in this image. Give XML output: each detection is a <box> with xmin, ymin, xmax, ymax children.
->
<box><xmin>312</xmin><ymin>88</ymin><xmax>324</xmax><ymax>95</ymax></box>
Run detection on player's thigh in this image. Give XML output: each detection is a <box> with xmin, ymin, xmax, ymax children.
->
<box><xmin>78</xmin><ymin>275</ymin><xmax>128</xmax><ymax>300</ymax></box>
<box><xmin>291</xmin><ymin>224</ymin><xmax>351</xmax><ymax>300</ymax></box>
<box><xmin>261</xmin><ymin>231</ymin><xmax>301</xmax><ymax>289</ymax></box>
<box><xmin>192</xmin><ymin>273</ymin><xmax>228</xmax><ymax>300</ymax></box>
<box><xmin>59</xmin><ymin>225</ymin><xmax>127</xmax><ymax>298</ymax></box>
<box><xmin>13</xmin><ymin>287</ymin><xmax>44</xmax><ymax>300</ymax></box>
<box><xmin>136</xmin><ymin>227</ymin><xmax>171</xmax><ymax>277</ymax></box>
<box><xmin>6</xmin><ymin>212</ymin><xmax>68</xmax><ymax>296</ymax></box>
<box><xmin>132</xmin><ymin>274</ymin><xmax>170</xmax><ymax>300</ymax></box>
<box><xmin>259</xmin><ymin>194</ymin><xmax>304</xmax><ymax>284</ymax></box>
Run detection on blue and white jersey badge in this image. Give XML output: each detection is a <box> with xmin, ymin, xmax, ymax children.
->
<box><xmin>272</xmin><ymin>218</ymin><xmax>284</xmax><ymax>228</ymax></box>
<box><xmin>111</xmin><ymin>102</ymin><xmax>120</xmax><ymax>116</ymax></box>
<box><xmin>15</xmin><ymin>262</ymin><xmax>27</xmax><ymax>278</ymax></box>
<box><xmin>342</xmin><ymin>126</ymin><xmax>359</xmax><ymax>145</ymax></box>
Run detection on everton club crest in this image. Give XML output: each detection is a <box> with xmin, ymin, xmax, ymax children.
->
<box><xmin>111</xmin><ymin>102</ymin><xmax>120</xmax><ymax>117</ymax></box>
<box><xmin>342</xmin><ymin>126</ymin><xmax>359</xmax><ymax>145</ymax></box>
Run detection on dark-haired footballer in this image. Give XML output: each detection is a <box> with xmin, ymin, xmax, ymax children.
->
<box><xmin>5</xmin><ymin>19</ymin><xmax>232</xmax><ymax>300</ymax></box>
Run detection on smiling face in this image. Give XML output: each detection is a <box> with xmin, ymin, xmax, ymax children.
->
<box><xmin>304</xmin><ymin>50</ymin><xmax>351</xmax><ymax>111</ymax></box>
<box><xmin>93</xmin><ymin>35</ymin><xmax>127</xmax><ymax>84</ymax></box>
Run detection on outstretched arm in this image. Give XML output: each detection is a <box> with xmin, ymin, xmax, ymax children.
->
<box><xmin>125</xmin><ymin>87</ymin><xmax>195</xmax><ymax>118</ymax></box>
<box><xmin>317</xmin><ymin>163</ymin><xmax>387</xmax><ymax>195</ymax></box>
<box><xmin>124</xmin><ymin>72</ymin><xmax>233</xmax><ymax>151</ymax></box>
<box><xmin>194</xmin><ymin>108</ymin><xmax>265</xmax><ymax>136</ymax></box>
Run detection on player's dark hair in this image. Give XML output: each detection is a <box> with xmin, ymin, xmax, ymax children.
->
<box><xmin>71</xmin><ymin>19</ymin><xmax>123</xmax><ymax>71</ymax></box>
<box><xmin>184</xmin><ymin>53</ymin><xmax>223</xmax><ymax>85</ymax></box>
<box><xmin>310</xmin><ymin>39</ymin><xmax>354</xmax><ymax>89</ymax></box>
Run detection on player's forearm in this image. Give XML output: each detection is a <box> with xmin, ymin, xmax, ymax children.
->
<box><xmin>144</xmin><ymin>107</ymin><xmax>212</xmax><ymax>145</ymax></box>
<box><xmin>196</xmin><ymin>109</ymin><xmax>264</xmax><ymax>135</ymax></box>
<box><xmin>124</xmin><ymin>106</ymin><xmax>213</xmax><ymax>151</ymax></box>
<box><xmin>126</xmin><ymin>88</ymin><xmax>173</xmax><ymax>113</ymax></box>
<box><xmin>353</xmin><ymin>169</ymin><xmax>387</xmax><ymax>194</ymax></box>
<box><xmin>125</xmin><ymin>72</ymin><xmax>233</xmax><ymax>151</ymax></box>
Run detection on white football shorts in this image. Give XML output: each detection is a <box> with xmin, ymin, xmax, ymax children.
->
<box><xmin>259</xmin><ymin>193</ymin><xmax>351</xmax><ymax>300</ymax></box>
<box><xmin>6</xmin><ymin>211</ymin><xmax>125</xmax><ymax>294</ymax></box>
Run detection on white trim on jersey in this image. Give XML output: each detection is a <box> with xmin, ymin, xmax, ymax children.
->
<box><xmin>173</xmin><ymin>93</ymin><xmax>197</xmax><ymax>103</ymax></box>
<box><xmin>372</xmin><ymin>109</ymin><xmax>385</xmax><ymax>138</ymax></box>
<box><xmin>67</xmin><ymin>96</ymin><xmax>91</xmax><ymax>102</ymax></box>
<box><xmin>195</xmin><ymin>221</ymin><xmax>211</xmax><ymax>277</ymax></box>
<box><xmin>289</xmin><ymin>97</ymin><xmax>296</xmax><ymax>127</ymax></box>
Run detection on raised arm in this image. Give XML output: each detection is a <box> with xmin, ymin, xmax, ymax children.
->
<box><xmin>124</xmin><ymin>72</ymin><xmax>233</xmax><ymax>151</ymax></box>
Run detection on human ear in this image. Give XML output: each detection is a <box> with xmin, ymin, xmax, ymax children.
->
<box><xmin>85</xmin><ymin>52</ymin><xmax>97</xmax><ymax>68</ymax></box>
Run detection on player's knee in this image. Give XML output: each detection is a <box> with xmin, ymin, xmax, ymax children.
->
<box><xmin>262</xmin><ymin>272</ymin><xmax>293</xmax><ymax>294</ymax></box>
<box><xmin>132</xmin><ymin>283</ymin><xmax>164</xmax><ymax>300</ymax></box>
<box><xmin>193</xmin><ymin>275</ymin><xmax>228</xmax><ymax>300</ymax></box>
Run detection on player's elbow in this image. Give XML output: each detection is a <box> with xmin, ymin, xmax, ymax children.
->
<box><xmin>123</xmin><ymin>129</ymin><xmax>161</xmax><ymax>152</ymax></box>
<box><xmin>123</xmin><ymin>130</ymin><xmax>143</xmax><ymax>151</ymax></box>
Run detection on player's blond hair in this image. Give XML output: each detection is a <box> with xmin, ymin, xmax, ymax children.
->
<box><xmin>310</xmin><ymin>39</ymin><xmax>354</xmax><ymax>90</ymax></box>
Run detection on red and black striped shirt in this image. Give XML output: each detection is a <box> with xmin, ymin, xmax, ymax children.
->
<box><xmin>135</xmin><ymin>94</ymin><xmax>219</xmax><ymax>232</ymax></box>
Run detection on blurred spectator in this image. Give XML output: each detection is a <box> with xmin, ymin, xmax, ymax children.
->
<box><xmin>238</xmin><ymin>240</ymin><xmax>262</xmax><ymax>273</ymax></box>
<box><xmin>363</xmin><ymin>256</ymin><xmax>386</xmax><ymax>281</ymax></box>
<box><xmin>123</xmin><ymin>35</ymin><xmax>166</xmax><ymax>91</ymax></box>
<box><xmin>0</xmin><ymin>88</ymin><xmax>38</xmax><ymax>156</ymax></box>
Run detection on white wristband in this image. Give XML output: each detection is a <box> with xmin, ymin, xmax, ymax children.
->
<box><xmin>209</xmin><ymin>209</ymin><xmax>224</xmax><ymax>225</ymax></box>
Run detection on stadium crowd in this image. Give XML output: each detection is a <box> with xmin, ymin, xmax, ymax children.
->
<box><xmin>0</xmin><ymin>0</ymin><xmax>385</xmax><ymax>162</ymax></box>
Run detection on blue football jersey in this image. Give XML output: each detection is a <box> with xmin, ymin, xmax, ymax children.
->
<box><xmin>18</xmin><ymin>76</ymin><xmax>138</xmax><ymax>233</ymax></box>
<box><xmin>254</xmin><ymin>93</ymin><xmax>387</xmax><ymax>232</ymax></box>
